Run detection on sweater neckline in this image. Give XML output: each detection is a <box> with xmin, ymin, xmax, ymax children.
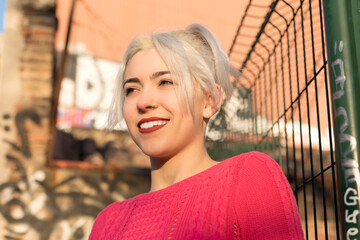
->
<box><xmin>133</xmin><ymin>157</ymin><xmax>233</xmax><ymax>201</ymax></box>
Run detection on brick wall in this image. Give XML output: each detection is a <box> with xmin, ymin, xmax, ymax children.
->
<box><xmin>0</xmin><ymin>1</ymin><xmax>149</xmax><ymax>239</ymax></box>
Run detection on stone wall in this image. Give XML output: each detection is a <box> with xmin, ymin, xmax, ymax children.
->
<box><xmin>0</xmin><ymin>1</ymin><xmax>150</xmax><ymax>239</ymax></box>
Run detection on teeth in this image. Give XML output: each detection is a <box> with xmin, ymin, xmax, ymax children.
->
<box><xmin>140</xmin><ymin>120</ymin><xmax>168</xmax><ymax>129</ymax></box>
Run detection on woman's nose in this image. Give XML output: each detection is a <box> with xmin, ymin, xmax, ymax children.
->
<box><xmin>136</xmin><ymin>88</ymin><xmax>157</xmax><ymax>112</ymax></box>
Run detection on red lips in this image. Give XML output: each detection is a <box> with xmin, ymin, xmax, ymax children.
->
<box><xmin>137</xmin><ymin>117</ymin><xmax>169</xmax><ymax>133</ymax></box>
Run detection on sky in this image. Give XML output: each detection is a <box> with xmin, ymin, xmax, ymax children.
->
<box><xmin>0</xmin><ymin>0</ymin><xmax>6</xmax><ymax>33</ymax></box>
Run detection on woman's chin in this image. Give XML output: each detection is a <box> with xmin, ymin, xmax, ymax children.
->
<box><xmin>142</xmin><ymin>149</ymin><xmax>173</xmax><ymax>161</ymax></box>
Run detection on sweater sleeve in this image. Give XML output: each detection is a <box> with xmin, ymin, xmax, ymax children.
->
<box><xmin>233</xmin><ymin>152</ymin><xmax>304</xmax><ymax>240</ymax></box>
<box><xmin>89</xmin><ymin>201</ymin><xmax>124</xmax><ymax>240</ymax></box>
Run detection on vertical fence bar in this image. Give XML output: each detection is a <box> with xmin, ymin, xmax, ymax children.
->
<box><xmin>224</xmin><ymin>0</ymin><xmax>347</xmax><ymax>237</ymax></box>
<box><xmin>322</xmin><ymin>0</ymin><xmax>360</xmax><ymax>239</ymax></box>
<box><xmin>318</xmin><ymin>0</ymin><xmax>341</xmax><ymax>235</ymax></box>
<box><xmin>308</xmin><ymin>0</ymin><xmax>329</xmax><ymax>237</ymax></box>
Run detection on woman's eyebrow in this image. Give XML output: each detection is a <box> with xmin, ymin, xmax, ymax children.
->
<box><xmin>123</xmin><ymin>77</ymin><xmax>139</xmax><ymax>87</ymax></box>
<box><xmin>123</xmin><ymin>71</ymin><xmax>171</xmax><ymax>88</ymax></box>
<box><xmin>150</xmin><ymin>71</ymin><xmax>171</xmax><ymax>80</ymax></box>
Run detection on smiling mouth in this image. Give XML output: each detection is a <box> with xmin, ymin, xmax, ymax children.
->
<box><xmin>139</xmin><ymin>120</ymin><xmax>168</xmax><ymax>129</ymax></box>
<box><xmin>138</xmin><ymin>118</ymin><xmax>169</xmax><ymax>133</ymax></box>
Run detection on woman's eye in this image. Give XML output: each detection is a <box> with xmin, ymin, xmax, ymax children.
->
<box><xmin>160</xmin><ymin>80</ymin><xmax>173</xmax><ymax>85</ymax></box>
<box><xmin>125</xmin><ymin>88</ymin><xmax>136</xmax><ymax>96</ymax></box>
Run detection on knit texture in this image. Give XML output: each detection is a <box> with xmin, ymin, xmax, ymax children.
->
<box><xmin>89</xmin><ymin>151</ymin><xmax>304</xmax><ymax>239</ymax></box>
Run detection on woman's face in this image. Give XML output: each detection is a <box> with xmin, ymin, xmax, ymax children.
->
<box><xmin>122</xmin><ymin>48</ymin><xmax>207</xmax><ymax>159</ymax></box>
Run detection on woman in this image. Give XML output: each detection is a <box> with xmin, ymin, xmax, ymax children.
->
<box><xmin>89</xmin><ymin>24</ymin><xmax>304</xmax><ymax>239</ymax></box>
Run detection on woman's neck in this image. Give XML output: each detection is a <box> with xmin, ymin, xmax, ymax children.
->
<box><xmin>149</xmin><ymin>146</ymin><xmax>218</xmax><ymax>192</ymax></box>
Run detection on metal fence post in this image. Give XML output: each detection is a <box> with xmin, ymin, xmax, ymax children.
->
<box><xmin>322</xmin><ymin>0</ymin><xmax>360</xmax><ymax>239</ymax></box>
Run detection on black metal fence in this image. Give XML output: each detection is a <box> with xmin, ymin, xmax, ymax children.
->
<box><xmin>207</xmin><ymin>0</ymin><xmax>341</xmax><ymax>238</ymax></box>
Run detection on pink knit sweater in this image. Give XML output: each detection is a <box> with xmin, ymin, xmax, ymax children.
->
<box><xmin>89</xmin><ymin>151</ymin><xmax>304</xmax><ymax>239</ymax></box>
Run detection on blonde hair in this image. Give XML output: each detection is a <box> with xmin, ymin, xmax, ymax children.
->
<box><xmin>108</xmin><ymin>23</ymin><xmax>240</xmax><ymax>129</ymax></box>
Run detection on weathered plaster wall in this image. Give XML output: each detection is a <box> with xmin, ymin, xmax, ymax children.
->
<box><xmin>0</xmin><ymin>1</ymin><xmax>150</xmax><ymax>239</ymax></box>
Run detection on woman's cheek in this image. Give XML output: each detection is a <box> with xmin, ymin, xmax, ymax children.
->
<box><xmin>122</xmin><ymin>101</ymin><xmax>135</xmax><ymax>126</ymax></box>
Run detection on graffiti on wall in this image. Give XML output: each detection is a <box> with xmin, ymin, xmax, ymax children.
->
<box><xmin>58</xmin><ymin>55</ymin><xmax>120</xmax><ymax>130</ymax></box>
<box><xmin>331</xmin><ymin>40</ymin><xmax>360</xmax><ymax>240</ymax></box>
<box><xmin>0</xmin><ymin>108</ymin><xmax>150</xmax><ymax>239</ymax></box>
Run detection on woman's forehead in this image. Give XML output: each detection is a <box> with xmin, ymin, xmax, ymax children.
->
<box><xmin>124</xmin><ymin>48</ymin><xmax>169</xmax><ymax>79</ymax></box>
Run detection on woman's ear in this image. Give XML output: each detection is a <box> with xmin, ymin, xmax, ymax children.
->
<box><xmin>203</xmin><ymin>84</ymin><xmax>223</xmax><ymax>119</ymax></box>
